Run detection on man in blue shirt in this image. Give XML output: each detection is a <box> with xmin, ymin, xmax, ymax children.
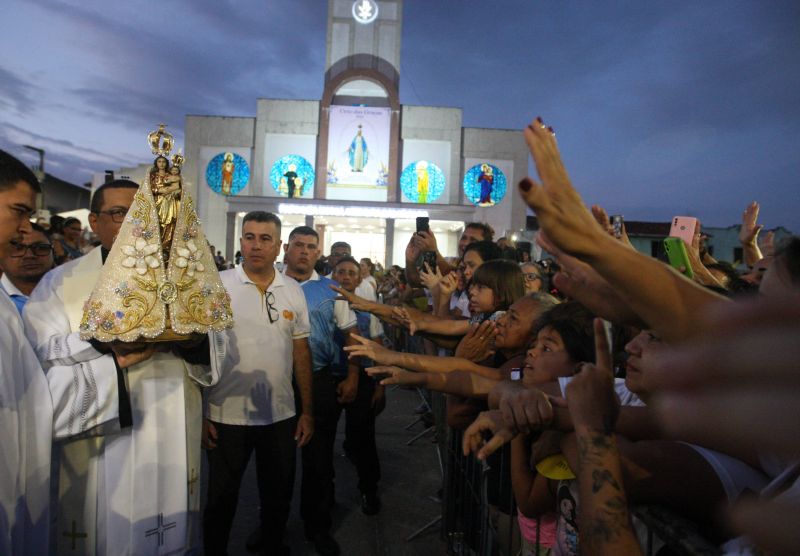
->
<box><xmin>283</xmin><ymin>226</ymin><xmax>358</xmax><ymax>556</ymax></box>
<box><xmin>332</xmin><ymin>256</ymin><xmax>385</xmax><ymax>516</ymax></box>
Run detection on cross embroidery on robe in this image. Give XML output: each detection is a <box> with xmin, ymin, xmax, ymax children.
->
<box><xmin>145</xmin><ymin>513</ymin><xmax>177</xmax><ymax>546</ymax></box>
<box><xmin>63</xmin><ymin>520</ymin><xmax>88</xmax><ymax>550</ymax></box>
<box><xmin>188</xmin><ymin>467</ymin><xmax>199</xmax><ymax>495</ymax></box>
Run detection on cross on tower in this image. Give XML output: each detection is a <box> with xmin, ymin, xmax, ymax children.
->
<box><xmin>63</xmin><ymin>520</ymin><xmax>87</xmax><ymax>550</ymax></box>
<box><xmin>145</xmin><ymin>513</ymin><xmax>177</xmax><ymax>547</ymax></box>
<box><xmin>188</xmin><ymin>468</ymin><xmax>199</xmax><ymax>495</ymax></box>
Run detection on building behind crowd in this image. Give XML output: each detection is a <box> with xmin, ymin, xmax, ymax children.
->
<box><xmin>91</xmin><ymin>0</ymin><xmax>794</xmax><ymax>268</ymax></box>
<box><xmin>173</xmin><ymin>0</ymin><xmax>529</xmax><ymax>266</ymax></box>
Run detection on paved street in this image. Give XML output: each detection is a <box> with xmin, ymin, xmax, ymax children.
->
<box><xmin>202</xmin><ymin>386</ymin><xmax>447</xmax><ymax>555</ymax></box>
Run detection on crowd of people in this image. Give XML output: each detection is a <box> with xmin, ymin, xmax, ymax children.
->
<box><xmin>1</xmin><ymin>111</ymin><xmax>798</xmax><ymax>556</ymax></box>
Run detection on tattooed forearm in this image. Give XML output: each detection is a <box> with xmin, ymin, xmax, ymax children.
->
<box><xmin>575</xmin><ymin>427</ymin><xmax>643</xmax><ymax>555</ymax></box>
<box><xmin>591</xmin><ymin>468</ymin><xmax>622</xmax><ymax>494</ymax></box>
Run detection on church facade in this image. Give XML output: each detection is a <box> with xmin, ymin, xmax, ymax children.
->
<box><xmin>181</xmin><ymin>0</ymin><xmax>529</xmax><ymax>265</ymax></box>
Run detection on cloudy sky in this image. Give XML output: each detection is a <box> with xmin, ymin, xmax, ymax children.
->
<box><xmin>2</xmin><ymin>0</ymin><xmax>799</xmax><ymax>230</ymax></box>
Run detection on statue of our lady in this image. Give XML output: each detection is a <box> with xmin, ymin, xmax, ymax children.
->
<box><xmin>80</xmin><ymin>124</ymin><xmax>233</xmax><ymax>342</ymax></box>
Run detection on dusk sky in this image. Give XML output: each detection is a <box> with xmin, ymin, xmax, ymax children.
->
<box><xmin>2</xmin><ymin>0</ymin><xmax>799</xmax><ymax>230</ymax></box>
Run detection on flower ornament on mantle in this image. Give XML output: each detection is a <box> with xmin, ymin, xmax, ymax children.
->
<box><xmin>122</xmin><ymin>238</ymin><xmax>162</xmax><ymax>275</ymax></box>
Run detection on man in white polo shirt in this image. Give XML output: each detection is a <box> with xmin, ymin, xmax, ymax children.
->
<box><xmin>202</xmin><ymin>211</ymin><xmax>314</xmax><ymax>556</ymax></box>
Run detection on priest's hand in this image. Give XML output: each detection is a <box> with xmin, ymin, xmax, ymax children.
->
<box><xmin>110</xmin><ymin>342</ymin><xmax>159</xmax><ymax>369</ymax></box>
<box><xmin>202</xmin><ymin>419</ymin><xmax>218</xmax><ymax>450</ymax></box>
<box><xmin>294</xmin><ymin>413</ymin><xmax>314</xmax><ymax>447</ymax></box>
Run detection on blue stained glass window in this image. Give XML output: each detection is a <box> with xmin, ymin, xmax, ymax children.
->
<box><xmin>463</xmin><ymin>163</ymin><xmax>507</xmax><ymax>207</ymax></box>
<box><xmin>206</xmin><ymin>152</ymin><xmax>250</xmax><ymax>196</ymax></box>
<box><xmin>269</xmin><ymin>155</ymin><xmax>315</xmax><ymax>198</ymax></box>
<box><xmin>400</xmin><ymin>161</ymin><xmax>446</xmax><ymax>204</ymax></box>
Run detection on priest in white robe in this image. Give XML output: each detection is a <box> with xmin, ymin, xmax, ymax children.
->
<box><xmin>0</xmin><ymin>150</ymin><xmax>53</xmax><ymax>555</ymax></box>
<box><xmin>23</xmin><ymin>180</ymin><xmax>225</xmax><ymax>555</ymax></box>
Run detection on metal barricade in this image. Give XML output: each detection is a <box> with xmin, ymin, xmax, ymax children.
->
<box><xmin>386</xmin><ymin>325</ymin><xmax>720</xmax><ymax>556</ymax></box>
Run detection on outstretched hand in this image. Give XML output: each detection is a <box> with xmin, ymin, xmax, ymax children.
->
<box><xmin>330</xmin><ymin>284</ymin><xmax>372</xmax><ymax>311</ymax></box>
<box><xmin>462</xmin><ymin>410</ymin><xmax>516</xmax><ymax>460</ymax></box>
<box><xmin>455</xmin><ymin>320</ymin><xmax>497</xmax><ymax>362</ymax></box>
<box><xmin>391</xmin><ymin>306</ymin><xmax>420</xmax><ymax>335</ymax></box>
<box><xmin>419</xmin><ymin>262</ymin><xmax>443</xmax><ymax>291</ymax></box>
<box><xmin>519</xmin><ymin>117</ymin><xmax>610</xmax><ymax>258</ymax></box>
<box><xmin>438</xmin><ymin>272</ymin><xmax>459</xmax><ymax>298</ymax></box>
<box><xmin>344</xmin><ymin>333</ymin><xmax>397</xmax><ymax>365</ymax></box>
<box><xmin>739</xmin><ymin>201</ymin><xmax>763</xmax><ymax>246</ymax></box>
<box><xmin>538</xmin><ymin>233</ymin><xmax>643</xmax><ymax>327</ymax></box>
<box><xmin>366</xmin><ymin>365</ymin><xmax>416</xmax><ymax>386</ymax></box>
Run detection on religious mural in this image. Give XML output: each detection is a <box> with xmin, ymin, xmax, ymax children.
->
<box><xmin>400</xmin><ymin>160</ymin><xmax>445</xmax><ymax>204</ymax></box>
<box><xmin>269</xmin><ymin>155</ymin><xmax>315</xmax><ymax>198</ymax></box>
<box><xmin>463</xmin><ymin>162</ymin><xmax>507</xmax><ymax>207</ymax></box>
<box><xmin>206</xmin><ymin>152</ymin><xmax>250</xmax><ymax>196</ymax></box>
<box><xmin>326</xmin><ymin>105</ymin><xmax>390</xmax><ymax>202</ymax></box>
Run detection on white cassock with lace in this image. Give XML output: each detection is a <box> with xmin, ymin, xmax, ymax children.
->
<box><xmin>23</xmin><ymin>247</ymin><xmax>226</xmax><ymax>555</ymax></box>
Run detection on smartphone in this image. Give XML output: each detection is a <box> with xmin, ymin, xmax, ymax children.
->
<box><xmin>669</xmin><ymin>216</ymin><xmax>698</xmax><ymax>247</ymax></box>
<box><xmin>611</xmin><ymin>215</ymin><xmax>624</xmax><ymax>239</ymax></box>
<box><xmin>416</xmin><ymin>216</ymin><xmax>430</xmax><ymax>234</ymax></box>
<box><xmin>663</xmin><ymin>237</ymin><xmax>694</xmax><ymax>279</ymax></box>
<box><xmin>422</xmin><ymin>250</ymin><xmax>437</xmax><ymax>271</ymax></box>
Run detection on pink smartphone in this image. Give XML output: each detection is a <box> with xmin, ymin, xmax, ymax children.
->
<box><xmin>669</xmin><ymin>216</ymin><xmax>698</xmax><ymax>247</ymax></box>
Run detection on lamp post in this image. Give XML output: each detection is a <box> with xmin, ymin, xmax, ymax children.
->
<box><xmin>23</xmin><ymin>145</ymin><xmax>46</xmax><ymax>210</ymax></box>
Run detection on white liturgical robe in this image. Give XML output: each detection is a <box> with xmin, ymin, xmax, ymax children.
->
<box><xmin>0</xmin><ymin>290</ymin><xmax>53</xmax><ymax>556</ymax></box>
<box><xmin>23</xmin><ymin>247</ymin><xmax>226</xmax><ymax>555</ymax></box>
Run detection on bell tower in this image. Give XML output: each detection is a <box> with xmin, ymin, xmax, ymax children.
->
<box><xmin>325</xmin><ymin>0</ymin><xmax>403</xmax><ymax>87</ymax></box>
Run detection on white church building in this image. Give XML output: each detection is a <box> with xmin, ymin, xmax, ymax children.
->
<box><xmin>112</xmin><ymin>0</ymin><xmax>530</xmax><ymax>265</ymax></box>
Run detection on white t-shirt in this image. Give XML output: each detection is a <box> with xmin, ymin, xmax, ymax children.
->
<box><xmin>450</xmin><ymin>290</ymin><xmax>471</xmax><ymax>318</ymax></box>
<box><xmin>206</xmin><ymin>266</ymin><xmax>311</xmax><ymax>426</ymax></box>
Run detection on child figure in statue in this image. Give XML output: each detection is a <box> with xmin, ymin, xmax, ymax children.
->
<box><xmin>151</xmin><ymin>157</ymin><xmax>182</xmax><ymax>256</ymax></box>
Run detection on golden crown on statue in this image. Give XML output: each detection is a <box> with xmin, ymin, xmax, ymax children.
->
<box><xmin>171</xmin><ymin>149</ymin><xmax>185</xmax><ymax>169</ymax></box>
<box><xmin>147</xmin><ymin>123</ymin><xmax>175</xmax><ymax>157</ymax></box>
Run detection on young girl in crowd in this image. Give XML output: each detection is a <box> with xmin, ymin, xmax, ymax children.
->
<box><xmin>398</xmin><ymin>259</ymin><xmax>525</xmax><ymax>337</ymax></box>
<box><xmin>510</xmin><ymin>302</ymin><xmax>598</xmax><ymax>556</ymax></box>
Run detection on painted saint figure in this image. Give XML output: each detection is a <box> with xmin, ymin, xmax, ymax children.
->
<box><xmin>416</xmin><ymin>161</ymin><xmax>429</xmax><ymax>204</ymax></box>
<box><xmin>348</xmin><ymin>125</ymin><xmax>368</xmax><ymax>172</ymax></box>
<box><xmin>478</xmin><ymin>163</ymin><xmax>494</xmax><ymax>205</ymax></box>
<box><xmin>281</xmin><ymin>163</ymin><xmax>300</xmax><ymax>198</ymax></box>
<box><xmin>221</xmin><ymin>152</ymin><xmax>235</xmax><ymax>195</ymax></box>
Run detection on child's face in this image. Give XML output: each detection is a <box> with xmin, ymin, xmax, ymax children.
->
<box><xmin>468</xmin><ymin>283</ymin><xmax>495</xmax><ymax>314</ymax></box>
<box><xmin>522</xmin><ymin>326</ymin><xmax>575</xmax><ymax>386</ymax></box>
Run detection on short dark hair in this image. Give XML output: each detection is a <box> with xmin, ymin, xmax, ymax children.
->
<box><xmin>63</xmin><ymin>217</ymin><xmax>81</xmax><ymax>229</ymax></box>
<box><xmin>241</xmin><ymin>211</ymin><xmax>281</xmax><ymax>232</ymax></box>
<box><xmin>90</xmin><ymin>179</ymin><xmax>138</xmax><ymax>213</ymax></box>
<box><xmin>288</xmin><ymin>225</ymin><xmax>319</xmax><ymax>241</ymax></box>
<box><xmin>470</xmin><ymin>259</ymin><xmax>525</xmax><ymax>311</ymax></box>
<box><xmin>465</xmin><ymin>222</ymin><xmax>494</xmax><ymax>242</ymax></box>
<box><xmin>463</xmin><ymin>240</ymin><xmax>502</xmax><ymax>264</ymax></box>
<box><xmin>330</xmin><ymin>241</ymin><xmax>351</xmax><ymax>253</ymax></box>
<box><xmin>0</xmin><ymin>149</ymin><xmax>41</xmax><ymax>193</ymax></box>
<box><xmin>30</xmin><ymin>222</ymin><xmax>51</xmax><ymax>241</ymax></box>
<box><xmin>334</xmin><ymin>256</ymin><xmax>359</xmax><ymax>270</ymax></box>
<box><xmin>533</xmin><ymin>302</ymin><xmax>596</xmax><ymax>364</ymax></box>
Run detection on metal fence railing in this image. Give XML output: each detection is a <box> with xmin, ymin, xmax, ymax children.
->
<box><xmin>385</xmin><ymin>324</ymin><xmax>721</xmax><ymax>556</ymax></box>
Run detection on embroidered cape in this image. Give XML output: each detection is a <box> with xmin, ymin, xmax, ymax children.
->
<box><xmin>80</xmin><ymin>180</ymin><xmax>233</xmax><ymax>342</ymax></box>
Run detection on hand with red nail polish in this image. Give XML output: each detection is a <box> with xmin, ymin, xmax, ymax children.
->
<box><xmin>518</xmin><ymin>116</ymin><xmax>609</xmax><ymax>259</ymax></box>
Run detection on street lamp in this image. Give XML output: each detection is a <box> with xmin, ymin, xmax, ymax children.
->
<box><xmin>23</xmin><ymin>145</ymin><xmax>45</xmax><ymax>209</ymax></box>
